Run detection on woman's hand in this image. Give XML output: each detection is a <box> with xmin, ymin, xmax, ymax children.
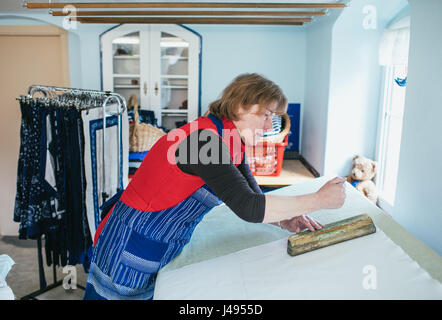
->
<box><xmin>280</xmin><ymin>215</ymin><xmax>323</xmax><ymax>233</ymax></box>
<box><xmin>315</xmin><ymin>176</ymin><xmax>346</xmax><ymax>210</ymax></box>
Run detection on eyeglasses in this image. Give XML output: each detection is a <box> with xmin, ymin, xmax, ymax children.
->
<box><xmin>249</xmin><ymin>107</ymin><xmax>276</xmax><ymax>120</ymax></box>
<box><xmin>263</xmin><ymin>111</ymin><xmax>275</xmax><ymax>121</ymax></box>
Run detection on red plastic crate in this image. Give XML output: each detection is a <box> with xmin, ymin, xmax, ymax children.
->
<box><xmin>245</xmin><ymin>135</ymin><xmax>288</xmax><ymax>176</ymax></box>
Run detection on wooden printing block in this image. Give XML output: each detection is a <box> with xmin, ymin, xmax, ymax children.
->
<box><xmin>287</xmin><ymin>214</ymin><xmax>376</xmax><ymax>256</ymax></box>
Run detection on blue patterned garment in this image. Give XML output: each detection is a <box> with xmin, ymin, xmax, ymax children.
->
<box><xmin>14</xmin><ymin>99</ymin><xmax>53</xmax><ymax>239</ymax></box>
<box><xmin>83</xmin><ymin>184</ymin><xmax>221</xmax><ymax>300</ymax></box>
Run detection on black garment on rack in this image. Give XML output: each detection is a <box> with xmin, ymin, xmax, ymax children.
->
<box><xmin>14</xmin><ymin>99</ymin><xmax>56</xmax><ymax>239</ymax></box>
<box><xmin>14</xmin><ymin>98</ymin><xmax>92</xmax><ymax>268</ymax></box>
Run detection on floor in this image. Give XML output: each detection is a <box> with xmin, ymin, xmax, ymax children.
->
<box><xmin>0</xmin><ymin>236</ymin><xmax>89</xmax><ymax>300</ymax></box>
<box><xmin>0</xmin><ymin>159</ymin><xmax>315</xmax><ymax>300</ymax></box>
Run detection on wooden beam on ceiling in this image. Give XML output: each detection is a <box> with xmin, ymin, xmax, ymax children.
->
<box><xmin>70</xmin><ymin>16</ymin><xmax>309</xmax><ymax>25</ymax></box>
<box><xmin>27</xmin><ymin>2</ymin><xmax>346</xmax><ymax>9</ymax></box>
<box><xmin>52</xmin><ymin>10</ymin><xmax>327</xmax><ymax>17</ymax></box>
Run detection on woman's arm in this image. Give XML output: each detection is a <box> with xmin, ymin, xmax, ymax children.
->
<box><xmin>236</xmin><ymin>155</ymin><xmax>263</xmax><ymax>194</ymax></box>
<box><xmin>262</xmin><ymin>177</ymin><xmax>346</xmax><ymax>223</ymax></box>
<box><xmin>175</xmin><ymin>129</ymin><xmax>346</xmax><ymax>224</ymax></box>
<box><xmin>237</xmin><ymin>158</ymin><xmax>322</xmax><ymax>226</ymax></box>
<box><xmin>235</xmin><ymin>145</ymin><xmax>346</xmax><ymax>224</ymax></box>
<box><xmin>262</xmin><ymin>193</ymin><xmax>321</xmax><ymax>223</ymax></box>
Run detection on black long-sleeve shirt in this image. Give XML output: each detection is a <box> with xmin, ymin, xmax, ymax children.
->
<box><xmin>175</xmin><ymin>129</ymin><xmax>265</xmax><ymax>223</ymax></box>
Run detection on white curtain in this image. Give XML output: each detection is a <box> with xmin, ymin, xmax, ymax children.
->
<box><xmin>379</xmin><ymin>26</ymin><xmax>410</xmax><ymax>66</ymax></box>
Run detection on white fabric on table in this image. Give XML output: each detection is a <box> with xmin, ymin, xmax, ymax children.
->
<box><xmin>155</xmin><ymin>228</ymin><xmax>442</xmax><ymax>300</ymax></box>
<box><xmin>155</xmin><ymin>175</ymin><xmax>442</xmax><ymax>300</ymax></box>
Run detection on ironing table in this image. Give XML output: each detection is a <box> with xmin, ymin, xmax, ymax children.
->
<box><xmin>154</xmin><ymin>176</ymin><xmax>442</xmax><ymax>299</ymax></box>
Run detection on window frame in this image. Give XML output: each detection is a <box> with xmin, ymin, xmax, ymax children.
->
<box><xmin>375</xmin><ymin>65</ymin><xmax>407</xmax><ymax>215</ymax></box>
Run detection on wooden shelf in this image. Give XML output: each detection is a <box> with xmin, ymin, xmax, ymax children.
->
<box><xmin>161</xmin><ymin>75</ymin><xmax>188</xmax><ymax>79</ymax></box>
<box><xmin>129</xmin><ymin>159</ymin><xmax>314</xmax><ymax>186</ymax></box>
<box><xmin>113</xmin><ymin>74</ymin><xmax>140</xmax><ymax>78</ymax></box>
<box><xmin>114</xmin><ymin>55</ymin><xmax>140</xmax><ymax>59</ymax></box>
<box><xmin>162</xmin><ymin>85</ymin><xmax>187</xmax><ymax>89</ymax></box>
<box><xmin>162</xmin><ymin>109</ymin><xmax>188</xmax><ymax>114</ymax></box>
<box><xmin>114</xmin><ymin>85</ymin><xmax>140</xmax><ymax>89</ymax></box>
<box><xmin>161</xmin><ymin>56</ymin><xmax>188</xmax><ymax>60</ymax></box>
<box><xmin>254</xmin><ymin>159</ymin><xmax>315</xmax><ymax>187</ymax></box>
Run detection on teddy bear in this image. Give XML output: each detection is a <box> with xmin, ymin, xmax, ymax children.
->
<box><xmin>347</xmin><ymin>155</ymin><xmax>378</xmax><ymax>205</ymax></box>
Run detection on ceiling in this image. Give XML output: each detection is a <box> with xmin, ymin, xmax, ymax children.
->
<box><xmin>1</xmin><ymin>0</ymin><xmax>346</xmax><ymax>11</ymax></box>
<box><xmin>1</xmin><ymin>1</ymin><xmax>348</xmax><ymax>26</ymax></box>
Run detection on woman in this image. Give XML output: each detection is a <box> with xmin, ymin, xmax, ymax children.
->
<box><xmin>83</xmin><ymin>73</ymin><xmax>346</xmax><ymax>300</ymax></box>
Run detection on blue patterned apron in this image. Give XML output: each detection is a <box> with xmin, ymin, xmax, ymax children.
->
<box><xmin>83</xmin><ymin>114</ymin><xmax>224</xmax><ymax>300</ymax></box>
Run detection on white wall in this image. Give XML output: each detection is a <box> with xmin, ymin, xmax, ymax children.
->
<box><xmin>324</xmin><ymin>0</ymin><xmax>408</xmax><ymax>177</ymax></box>
<box><xmin>186</xmin><ymin>25</ymin><xmax>306</xmax><ymax>116</ymax></box>
<box><xmin>302</xmin><ymin>0</ymin><xmax>442</xmax><ymax>255</ymax></box>
<box><xmin>393</xmin><ymin>0</ymin><xmax>442</xmax><ymax>255</ymax></box>
<box><xmin>318</xmin><ymin>0</ymin><xmax>442</xmax><ymax>255</ymax></box>
<box><xmin>302</xmin><ymin>18</ymin><xmax>335</xmax><ymax>175</ymax></box>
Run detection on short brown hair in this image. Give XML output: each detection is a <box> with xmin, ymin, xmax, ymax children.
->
<box><xmin>208</xmin><ymin>73</ymin><xmax>288</xmax><ymax>120</ymax></box>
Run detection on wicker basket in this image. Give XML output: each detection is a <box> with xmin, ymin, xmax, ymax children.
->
<box><xmin>261</xmin><ymin>113</ymin><xmax>290</xmax><ymax>143</ymax></box>
<box><xmin>128</xmin><ymin>94</ymin><xmax>166</xmax><ymax>152</ymax></box>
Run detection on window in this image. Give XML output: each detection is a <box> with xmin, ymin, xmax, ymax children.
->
<box><xmin>376</xmin><ymin>17</ymin><xmax>409</xmax><ymax>214</ymax></box>
<box><xmin>377</xmin><ymin>64</ymin><xmax>407</xmax><ymax>212</ymax></box>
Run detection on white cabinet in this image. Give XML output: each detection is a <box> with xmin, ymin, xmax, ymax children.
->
<box><xmin>101</xmin><ymin>24</ymin><xmax>201</xmax><ymax>131</ymax></box>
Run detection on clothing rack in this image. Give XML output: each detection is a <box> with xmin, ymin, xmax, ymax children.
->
<box><xmin>18</xmin><ymin>85</ymin><xmax>127</xmax><ymax>300</ymax></box>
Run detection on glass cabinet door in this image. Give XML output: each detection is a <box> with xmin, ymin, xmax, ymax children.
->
<box><xmin>159</xmin><ymin>31</ymin><xmax>189</xmax><ymax>131</ymax></box>
<box><xmin>101</xmin><ymin>24</ymin><xmax>200</xmax><ymax>133</ymax></box>
<box><xmin>111</xmin><ymin>31</ymin><xmax>141</xmax><ymax>104</ymax></box>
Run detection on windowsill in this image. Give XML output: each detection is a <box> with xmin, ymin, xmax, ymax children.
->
<box><xmin>377</xmin><ymin>196</ymin><xmax>394</xmax><ymax>218</ymax></box>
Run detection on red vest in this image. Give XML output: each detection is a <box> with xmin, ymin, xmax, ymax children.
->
<box><xmin>120</xmin><ymin>115</ymin><xmax>245</xmax><ymax>212</ymax></box>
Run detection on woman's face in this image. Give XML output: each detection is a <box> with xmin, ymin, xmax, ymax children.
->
<box><xmin>233</xmin><ymin>102</ymin><xmax>277</xmax><ymax>146</ymax></box>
